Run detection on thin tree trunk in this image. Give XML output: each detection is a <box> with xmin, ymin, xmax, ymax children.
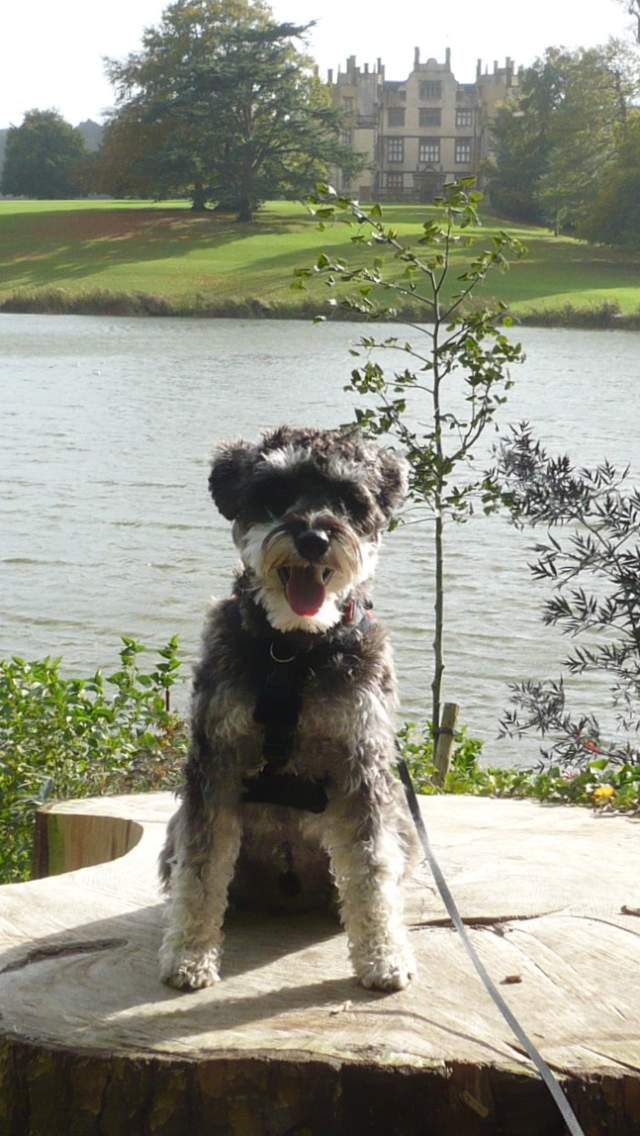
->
<box><xmin>431</xmin><ymin>305</ymin><xmax>444</xmax><ymax>739</ymax></box>
<box><xmin>432</xmin><ymin>502</ymin><xmax>444</xmax><ymax>738</ymax></box>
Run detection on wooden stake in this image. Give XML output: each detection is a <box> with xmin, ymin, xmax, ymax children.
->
<box><xmin>433</xmin><ymin>701</ymin><xmax>459</xmax><ymax>787</ymax></box>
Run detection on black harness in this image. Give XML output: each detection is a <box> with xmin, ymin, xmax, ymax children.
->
<box><xmin>241</xmin><ymin>598</ymin><xmax>372</xmax><ymax>813</ymax></box>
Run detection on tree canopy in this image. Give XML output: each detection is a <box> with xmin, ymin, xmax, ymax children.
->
<box><xmin>1</xmin><ymin>110</ymin><xmax>88</xmax><ymax>198</ymax></box>
<box><xmin>103</xmin><ymin>0</ymin><xmax>360</xmax><ymax>220</ymax></box>
<box><xmin>488</xmin><ymin>41</ymin><xmax>640</xmax><ymax>244</ymax></box>
<box><xmin>580</xmin><ymin>109</ymin><xmax>640</xmax><ymax>248</ymax></box>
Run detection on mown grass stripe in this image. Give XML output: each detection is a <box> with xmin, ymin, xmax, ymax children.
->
<box><xmin>1</xmin><ymin>199</ymin><xmax>639</xmax><ymax>323</ymax></box>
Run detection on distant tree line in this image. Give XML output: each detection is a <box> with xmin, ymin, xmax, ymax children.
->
<box><xmin>0</xmin><ymin>111</ymin><xmax>96</xmax><ymax>199</ymax></box>
<box><xmin>487</xmin><ymin>41</ymin><xmax>640</xmax><ymax>248</ymax></box>
<box><xmin>2</xmin><ymin>2</ymin><xmax>639</xmax><ymax>244</ymax></box>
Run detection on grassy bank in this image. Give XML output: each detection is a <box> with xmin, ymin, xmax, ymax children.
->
<box><xmin>2</xmin><ymin>198</ymin><xmax>640</xmax><ymax>326</ymax></box>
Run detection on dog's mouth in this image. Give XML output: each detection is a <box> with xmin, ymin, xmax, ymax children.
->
<box><xmin>278</xmin><ymin>565</ymin><xmax>334</xmax><ymax>616</ymax></box>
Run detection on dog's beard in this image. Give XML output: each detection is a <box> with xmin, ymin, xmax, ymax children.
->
<box><xmin>236</xmin><ymin>522</ymin><xmax>379</xmax><ymax>633</ymax></box>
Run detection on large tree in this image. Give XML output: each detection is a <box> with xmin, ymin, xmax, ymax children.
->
<box><xmin>92</xmin><ymin>109</ymin><xmax>174</xmax><ymax>199</ymax></box>
<box><xmin>488</xmin><ymin>42</ymin><xmax>639</xmax><ymax>236</ymax></box>
<box><xmin>535</xmin><ymin>44</ymin><xmax>635</xmax><ymax>234</ymax></box>
<box><xmin>104</xmin><ymin>0</ymin><xmax>359</xmax><ymax>220</ymax></box>
<box><xmin>488</xmin><ymin>49</ymin><xmax>567</xmax><ymax>223</ymax></box>
<box><xmin>580</xmin><ymin>109</ymin><xmax>640</xmax><ymax>248</ymax></box>
<box><xmin>1</xmin><ymin>110</ymin><xmax>88</xmax><ymax>198</ymax></box>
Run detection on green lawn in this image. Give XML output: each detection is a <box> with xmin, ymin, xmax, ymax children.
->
<box><xmin>1</xmin><ymin>197</ymin><xmax>639</xmax><ymax>319</ymax></box>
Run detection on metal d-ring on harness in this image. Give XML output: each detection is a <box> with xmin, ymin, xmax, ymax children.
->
<box><xmin>397</xmin><ymin>757</ymin><xmax>586</xmax><ymax>1136</ymax></box>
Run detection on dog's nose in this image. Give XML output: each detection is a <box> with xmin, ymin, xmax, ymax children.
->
<box><xmin>295</xmin><ymin>528</ymin><xmax>330</xmax><ymax>562</ymax></box>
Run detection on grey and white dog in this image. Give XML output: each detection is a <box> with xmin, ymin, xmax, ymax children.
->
<box><xmin>159</xmin><ymin>426</ymin><xmax>418</xmax><ymax>992</ymax></box>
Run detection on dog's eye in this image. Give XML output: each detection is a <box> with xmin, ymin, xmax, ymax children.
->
<box><xmin>268</xmin><ymin>480</ymin><xmax>298</xmax><ymax>516</ymax></box>
<box><xmin>250</xmin><ymin>477</ymin><xmax>297</xmax><ymax>519</ymax></box>
<box><xmin>335</xmin><ymin>486</ymin><xmax>370</xmax><ymax>524</ymax></box>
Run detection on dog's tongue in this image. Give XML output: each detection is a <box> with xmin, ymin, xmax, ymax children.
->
<box><xmin>286</xmin><ymin>567</ymin><xmax>326</xmax><ymax>616</ymax></box>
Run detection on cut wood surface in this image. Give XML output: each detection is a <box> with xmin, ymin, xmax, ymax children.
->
<box><xmin>1</xmin><ymin>792</ymin><xmax>640</xmax><ymax>1135</ymax></box>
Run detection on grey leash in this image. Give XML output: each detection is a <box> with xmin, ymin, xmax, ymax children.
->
<box><xmin>397</xmin><ymin>758</ymin><xmax>586</xmax><ymax>1136</ymax></box>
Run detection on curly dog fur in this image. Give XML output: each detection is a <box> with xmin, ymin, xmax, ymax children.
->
<box><xmin>159</xmin><ymin>426</ymin><xmax>418</xmax><ymax>992</ymax></box>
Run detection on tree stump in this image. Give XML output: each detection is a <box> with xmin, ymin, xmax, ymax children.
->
<box><xmin>1</xmin><ymin>792</ymin><xmax>640</xmax><ymax>1135</ymax></box>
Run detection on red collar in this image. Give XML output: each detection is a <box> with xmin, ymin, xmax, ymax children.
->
<box><xmin>341</xmin><ymin>598</ymin><xmax>373</xmax><ymax>626</ymax></box>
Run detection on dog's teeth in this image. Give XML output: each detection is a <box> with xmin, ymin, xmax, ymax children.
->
<box><xmin>322</xmin><ymin>568</ymin><xmax>334</xmax><ymax>583</ymax></box>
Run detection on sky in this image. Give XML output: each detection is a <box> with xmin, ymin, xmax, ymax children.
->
<box><xmin>0</xmin><ymin>0</ymin><xmax>634</xmax><ymax>129</ymax></box>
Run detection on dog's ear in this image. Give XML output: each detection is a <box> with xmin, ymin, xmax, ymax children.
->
<box><xmin>376</xmin><ymin>449</ymin><xmax>410</xmax><ymax>519</ymax></box>
<box><xmin>208</xmin><ymin>440</ymin><xmax>258</xmax><ymax>520</ymax></box>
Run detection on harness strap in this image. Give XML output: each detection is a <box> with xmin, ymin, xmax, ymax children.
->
<box><xmin>253</xmin><ymin>664</ymin><xmax>303</xmax><ymax>772</ymax></box>
<box><xmin>397</xmin><ymin>757</ymin><xmax>585</xmax><ymax>1136</ymax></box>
<box><xmin>243</xmin><ymin>597</ymin><xmax>373</xmax><ymax>813</ymax></box>
<box><xmin>242</xmin><ymin>771</ymin><xmax>328</xmax><ymax>813</ymax></box>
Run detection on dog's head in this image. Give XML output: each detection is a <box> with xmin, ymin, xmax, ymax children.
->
<box><xmin>209</xmin><ymin>426</ymin><xmax>408</xmax><ymax>633</ymax></box>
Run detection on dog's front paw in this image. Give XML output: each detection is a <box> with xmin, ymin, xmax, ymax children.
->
<box><xmin>159</xmin><ymin>941</ymin><xmax>220</xmax><ymax>991</ymax></box>
<box><xmin>357</xmin><ymin>947</ymin><xmax>416</xmax><ymax>992</ymax></box>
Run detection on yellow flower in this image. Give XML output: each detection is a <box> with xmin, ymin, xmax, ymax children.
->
<box><xmin>593</xmin><ymin>784</ymin><xmax>616</xmax><ymax>803</ymax></box>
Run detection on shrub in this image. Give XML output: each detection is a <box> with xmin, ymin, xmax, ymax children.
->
<box><xmin>495</xmin><ymin>423</ymin><xmax>640</xmax><ymax>772</ymax></box>
<box><xmin>0</xmin><ymin>637</ymin><xmax>188</xmax><ymax>883</ymax></box>
<box><xmin>399</xmin><ymin>720</ymin><xmax>640</xmax><ymax>812</ymax></box>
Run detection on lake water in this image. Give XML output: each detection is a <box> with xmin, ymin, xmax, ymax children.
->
<box><xmin>1</xmin><ymin>314</ymin><xmax>639</xmax><ymax>765</ymax></box>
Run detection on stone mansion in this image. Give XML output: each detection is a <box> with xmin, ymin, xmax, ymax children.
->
<box><xmin>327</xmin><ymin>48</ymin><xmax>518</xmax><ymax>201</ymax></box>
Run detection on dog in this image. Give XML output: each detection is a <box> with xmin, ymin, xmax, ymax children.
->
<box><xmin>159</xmin><ymin>425</ymin><xmax>418</xmax><ymax>992</ymax></box>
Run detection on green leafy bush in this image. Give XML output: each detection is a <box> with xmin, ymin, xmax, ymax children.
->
<box><xmin>398</xmin><ymin>720</ymin><xmax>640</xmax><ymax>812</ymax></box>
<box><xmin>398</xmin><ymin>721</ymin><xmax>484</xmax><ymax>794</ymax></box>
<box><xmin>3</xmin><ymin>638</ymin><xmax>637</xmax><ymax>887</ymax></box>
<box><xmin>0</xmin><ymin>637</ymin><xmax>188</xmax><ymax>883</ymax></box>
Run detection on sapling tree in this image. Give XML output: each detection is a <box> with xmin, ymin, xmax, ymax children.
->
<box><xmin>295</xmin><ymin>180</ymin><xmax>524</xmax><ymax>776</ymax></box>
<box><xmin>495</xmin><ymin>422</ymin><xmax>640</xmax><ymax>767</ymax></box>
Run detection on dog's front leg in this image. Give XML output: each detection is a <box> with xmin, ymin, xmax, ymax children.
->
<box><xmin>322</xmin><ymin>794</ymin><xmax>415</xmax><ymax>992</ymax></box>
<box><xmin>159</xmin><ymin>798</ymin><xmax>242</xmax><ymax>990</ymax></box>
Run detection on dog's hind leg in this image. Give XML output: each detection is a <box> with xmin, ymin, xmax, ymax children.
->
<box><xmin>158</xmin><ymin>798</ymin><xmax>242</xmax><ymax>990</ymax></box>
<box><xmin>321</xmin><ymin>796</ymin><xmax>416</xmax><ymax>992</ymax></box>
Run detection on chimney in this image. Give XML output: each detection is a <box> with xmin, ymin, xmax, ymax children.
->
<box><xmin>445</xmin><ymin>47</ymin><xmax>451</xmax><ymax>69</ymax></box>
<box><xmin>476</xmin><ymin>58</ymin><xmax>482</xmax><ymax>81</ymax></box>
<box><xmin>364</xmin><ymin>62</ymin><xmax>369</xmax><ymax>74</ymax></box>
<box><xmin>328</xmin><ymin>68</ymin><xmax>333</xmax><ymax>84</ymax></box>
<box><xmin>414</xmin><ymin>46</ymin><xmax>420</xmax><ymax>68</ymax></box>
<box><xmin>493</xmin><ymin>60</ymin><xmax>498</xmax><ymax>75</ymax></box>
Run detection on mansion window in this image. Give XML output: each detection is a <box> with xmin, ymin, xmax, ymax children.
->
<box><xmin>388</xmin><ymin>107</ymin><xmax>406</xmax><ymax>127</ymax></box>
<box><xmin>419</xmin><ymin>80</ymin><xmax>442</xmax><ymax>100</ymax></box>
<box><xmin>419</xmin><ymin>107</ymin><xmax>441</xmax><ymax>127</ymax></box>
<box><xmin>456</xmin><ymin>108</ymin><xmax>473</xmax><ymax>127</ymax></box>
<box><xmin>419</xmin><ymin>138</ymin><xmax>440</xmax><ymax>163</ymax></box>
<box><xmin>342</xmin><ymin>97</ymin><xmax>354</xmax><ymax>113</ymax></box>
<box><xmin>386</xmin><ymin>172</ymin><xmax>404</xmax><ymax>193</ymax></box>
<box><xmin>455</xmin><ymin>138</ymin><xmax>472</xmax><ymax>164</ymax></box>
<box><xmin>386</xmin><ymin>136</ymin><xmax>404</xmax><ymax>162</ymax></box>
